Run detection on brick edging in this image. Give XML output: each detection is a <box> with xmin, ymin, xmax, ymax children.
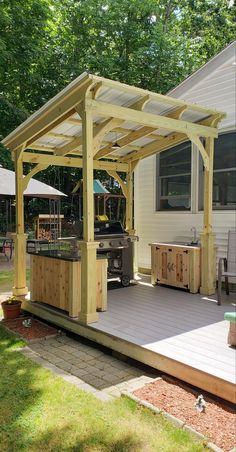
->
<box><xmin>121</xmin><ymin>389</ymin><xmax>225</xmax><ymax>452</ymax></box>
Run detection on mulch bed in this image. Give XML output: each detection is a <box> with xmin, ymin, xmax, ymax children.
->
<box><xmin>133</xmin><ymin>376</ymin><xmax>236</xmax><ymax>451</ymax></box>
<box><xmin>1</xmin><ymin>316</ymin><xmax>59</xmax><ymax>341</ymax></box>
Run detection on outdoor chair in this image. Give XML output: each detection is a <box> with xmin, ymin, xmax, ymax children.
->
<box><xmin>0</xmin><ymin>237</ymin><xmax>13</xmax><ymax>260</ymax></box>
<box><xmin>217</xmin><ymin>229</ymin><xmax>236</xmax><ymax>305</ymax></box>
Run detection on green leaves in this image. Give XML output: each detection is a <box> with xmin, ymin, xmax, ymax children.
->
<box><xmin>0</xmin><ymin>0</ymin><xmax>234</xmax><ymax>192</ymax></box>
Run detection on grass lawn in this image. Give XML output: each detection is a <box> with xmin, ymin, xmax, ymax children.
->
<box><xmin>0</xmin><ymin>268</ymin><xmax>30</xmax><ymax>286</ymax></box>
<box><xmin>0</xmin><ymin>325</ymin><xmax>206</xmax><ymax>452</ymax></box>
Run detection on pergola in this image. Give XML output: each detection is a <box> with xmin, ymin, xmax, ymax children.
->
<box><xmin>2</xmin><ymin>73</ymin><xmax>225</xmax><ymax>324</ymax></box>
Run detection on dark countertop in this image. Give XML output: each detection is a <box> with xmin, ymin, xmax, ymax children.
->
<box><xmin>28</xmin><ymin>250</ymin><xmax>107</xmax><ymax>262</ymax></box>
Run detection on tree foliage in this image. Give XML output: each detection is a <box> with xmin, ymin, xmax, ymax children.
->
<box><xmin>0</xmin><ymin>0</ymin><xmax>235</xmax><ymax>192</ymax></box>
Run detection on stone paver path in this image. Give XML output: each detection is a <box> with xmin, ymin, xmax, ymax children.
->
<box><xmin>22</xmin><ymin>334</ymin><xmax>158</xmax><ymax>400</ymax></box>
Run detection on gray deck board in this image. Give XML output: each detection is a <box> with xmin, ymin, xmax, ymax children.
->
<box><xmin>91</xmin><ymin>277</ymin><xmax>236</xmax><ymax>385</ymax></box>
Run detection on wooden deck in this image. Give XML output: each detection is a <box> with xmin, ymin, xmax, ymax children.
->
<box><xmin>23</xmin><ymin>276</ymin><xmax>236</xmax><ymax>402</ymax></box>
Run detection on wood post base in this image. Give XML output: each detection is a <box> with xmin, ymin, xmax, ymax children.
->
<box><xmin>12</xmin><ymin>233</ymin><xmax>28</xmax><ymax>296</ymax></box>
<box><xmin>78</xmin><ymin>312</ymin><xmax>99</xmax><ymax>324</ymax></box>
<box><xmin>78</xmin><ymin>241</ymin><xmax>99</xmax><ymax>325</ymax></box>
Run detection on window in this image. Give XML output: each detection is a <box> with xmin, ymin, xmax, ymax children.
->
<box><xmin>199</xmin><ymin>131</ymin><xmax>236</xmax><ymax>210</ymax></box>
<box><xmin>156</xmin><ymin>141</ymin><xmax>192</xmax><ymax>211</ymax></box>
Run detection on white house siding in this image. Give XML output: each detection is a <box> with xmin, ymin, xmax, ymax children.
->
<box><xmin>134</xmin><ymin>42</ymin><xmax>236</xmax><ymax>271</ymax></box>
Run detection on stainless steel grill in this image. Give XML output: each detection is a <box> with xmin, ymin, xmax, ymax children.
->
<box><xmin>82</xmin><ymin>220</ymin><xmax>138</xmax><ymax>287</ymax></box>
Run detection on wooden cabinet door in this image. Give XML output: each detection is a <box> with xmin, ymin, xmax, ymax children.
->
<box><xmin>151</xmin><ymin>245</ymin><xmax>159</xmax><ymax>284</ymax></box>
<box><xmin>173</xmin><ymin>247</ymin><xmax>189</xmax><ymax>289</ymax></box>
<box><xmin>155</xmin><ymin>245</ymin><xmax>176</xmax><ymax>286</ymax></box>
<box><xmin>151</xmin><ymin>245</ymin><xmax>168</xmax><ymax>284</ymax></box>
<box><xmin>151</xmin><ymin>244</ymin><xmax>192</xmax><ymax>290</ymax></box>
<box><xmin>158</xmin><ymin>246</ymin><xmax>190</xmax><ymax>288</ymax></box>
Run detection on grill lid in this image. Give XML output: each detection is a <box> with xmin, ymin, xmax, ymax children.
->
<box><xmin>94</xmin><ymin>221</ymin><xmax>125</xmax><ymax>235</ymax></box>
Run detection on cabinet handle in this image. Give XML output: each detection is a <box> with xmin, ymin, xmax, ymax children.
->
<box><xmin>167</xmin><ymin>262</ymin><xmax>175</xmax><ymax>272</ymax></box>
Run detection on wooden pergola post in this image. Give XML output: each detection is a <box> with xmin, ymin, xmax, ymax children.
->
<box><xmin>125</xmin><ymin>165</ymin><xmax>133</xmax><ymax>234</ymax></box>
<box><xmin>78</xmin><ymin>104</ymin><xmax>99</xmax><ymax>324</ymax></box>
<box><xmin>200</xmin><ymin>137</ymin><xmax>216</xmax><ymax>295</ymax></box>
<box><xmin>12</xmin><ymin>149</ymin><xmax>28</xmax><ymax>296</ymax></box>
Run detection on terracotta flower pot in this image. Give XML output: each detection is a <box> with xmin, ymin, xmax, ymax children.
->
<box><xmin>2</xmin><ymin>300</ymin><xmax>21</xmax><ymax>320</ymax></box>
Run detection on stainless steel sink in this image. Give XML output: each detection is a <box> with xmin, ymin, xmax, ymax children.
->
<box><xmin>167</xmin><ymin>241</ymin><xmax>200</xmax><ymax>247</ymax></box>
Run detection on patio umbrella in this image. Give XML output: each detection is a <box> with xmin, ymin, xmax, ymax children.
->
<box><xmin>0</xmin><ymin>167</ymin><xmax>66</xmax><ymax>198</ymax></box>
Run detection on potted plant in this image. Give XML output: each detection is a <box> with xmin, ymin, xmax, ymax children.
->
<box><xmin>1</xmin><ymin>296</ymin><xmax>22</xmax><ymax>320</ymax></box>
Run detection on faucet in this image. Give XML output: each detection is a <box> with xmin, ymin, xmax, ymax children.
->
<box><xmin>191</xmin><ymin>227</ymin><xmax>197</xmax><ymax>244</ymax></box>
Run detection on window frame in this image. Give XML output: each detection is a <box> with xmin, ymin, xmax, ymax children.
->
<box><xmin>156</xmin><ymin>140</ymin><xmax>193</xmax><ymax>212</ymax></box>
<box><xmin>198</xmin><ymin>130</ymin><xmax>236</xmax><ymax>211</ymax></box>
<box><xmin>155</xmin><ymin>130</ymin><xmax>236</xmax><ymax>213</ymax></box>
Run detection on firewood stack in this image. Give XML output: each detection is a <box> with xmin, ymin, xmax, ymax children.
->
<box><xmin>38</xmin><ymin>228</ymin><xmax>52</xmax><ymax>240</ymax></box>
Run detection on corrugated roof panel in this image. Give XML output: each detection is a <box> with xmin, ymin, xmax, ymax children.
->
<box><xmin>105</xmin><ymin>131</ymin><xmax>126</xmax><ymax>141</ymax></box>
<box><xmin>181</xmin><ymin>110</ymin><xmax>208</xmax><ymax>123</ymax></box>
<box><xmin>133</xmin><ymin>136</ymin><xmax>155</xmax><ymax>146</ymax></box>
<box><xmin>70</xmin><ymin>112</ymin><xmax>82</xmax><ymax>119</ymax></box>
<box><xmin>144</xmin><ymin>100</ymin><xmax>175</xmax><ymax>115</ymax></box>
<box><xmin>117</xmin><ymin>122</ymin><xmax>140</xmax><ymax>130</ymax></box>
<box><xmin>36</xmin><ymin>136</ymin><xmax>68</xmax><ymax>147</ymax></box>
<box><xmin>111</xmin><ymin>148</ymin><xmax>134</xmax><ymax>157</ymax></box>
<box><xmin>52</xmin><ymin>123</ymin><xmax>82</xmax><ymax>136</ymax></box>
<box><xmin>97</xmin><ymin>87</ymin><xmax>137</xmax><ymax>106</ymax></box>
<box><xmin>2</xmin><ymin>70</ymin><xmax>225</xmax><ymax>159</ymax></box>
<box><xmin>34</xmin><ymin>136</ymin><xmax>57</xmax><ymax>146</ymax></box>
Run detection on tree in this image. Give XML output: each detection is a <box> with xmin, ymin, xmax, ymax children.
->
<box><xmin>0</xmin><ymin>0</ymin><xmax>235</xmax><ymax>190</ymax></box>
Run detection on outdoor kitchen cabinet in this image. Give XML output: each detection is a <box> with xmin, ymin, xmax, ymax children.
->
<box><xmin>29</xmin><ymin>252</ymin><xmax>107</xmax><ymax>317</ymax></box>
<box><xmin>150</xmin><ymin>243</ymin><xmax>201</xmax><ymax>293</ymax></box>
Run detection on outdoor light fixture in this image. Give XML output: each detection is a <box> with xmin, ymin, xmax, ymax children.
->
<box><xmin>111</xmin><ymin>134</ymin><xmax>121</xmax><ymax>150</ymax></box>
<box><xmin>112</xmin><ymin>141</ymin><xmax>121</xmax><ymax>150</ymax></box>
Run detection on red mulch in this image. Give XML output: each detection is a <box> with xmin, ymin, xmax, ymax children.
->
<box><xmin>133</xmin><ymin>377</ymin><xmax>236</xmax><ymax>451</ymax></box>
<box><xmin>1</xmin><ymin>316</ymin><xmax>59</xmax><ymax>341</ymax></box>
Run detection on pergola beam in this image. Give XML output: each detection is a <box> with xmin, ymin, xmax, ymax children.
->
<box><xmin>95</xmin><ymin>125</ymin><xmax>156</xmax><ymax>160</ymax></box>
<box><xmin>28</xmin><ymin>145</ymin><xmax>55</xmax><ymax>153</ymax></box>
<box><xmin>94</xmin><ymin>96</ymin><xmax>157</xmax><ymax>159</ymax></box>
<box><xmin>106</xmin><ymin>171</ymin><xmax>128</xmax><ymax>198</ymax></box>
<box><xmin>94</xmin><ymin>77</ymin><xmax>224</xmax><ymax>116</ymax></box>
<box><xmin>86</xmin><ymin>99</ymin><xmax>218</xmax><ymax>139</ymax></box>
<box><xmin>54</xmin><ymin>117</ymin><xmax>123</xmax><ymax>157</ymax></box>
<box><xmin>22</xmin><ymin>164</ymin><xmax>49</xmax><ymax>191</ymax></box>
<box><xmin>47</xmin><ymin>132</ymin><xmax>75</xmax><ymax>141</ymax></box>
<box><xmin>22</xmin><ymin>151</ymin><xmax>129</xmax><ymax>172</ymax></box>
<box><xmin>187</xmin><ymin>134</ymin><xmax>209</xmax><ymax>170</ymax></box>
<box><xmin>66</xmin><ymin>117</ymin><xmax>82</xmax><ymax>125</ymax></box>
<box><xmin>119</xmin><ymin>132</ymin><xmax>188</xmax><ymax>163</ymax></box>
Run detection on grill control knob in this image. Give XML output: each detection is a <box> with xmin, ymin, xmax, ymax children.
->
<box><xmin>99</xmin><ymin>242</ymin><xmax>104</xmax><ymax>248</ymax></box>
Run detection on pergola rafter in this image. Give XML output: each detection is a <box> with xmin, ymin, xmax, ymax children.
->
<box><xmin>1</xmin><ymin>72</ymin><xmax>225</xmax><ymax>324</ymax></box>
